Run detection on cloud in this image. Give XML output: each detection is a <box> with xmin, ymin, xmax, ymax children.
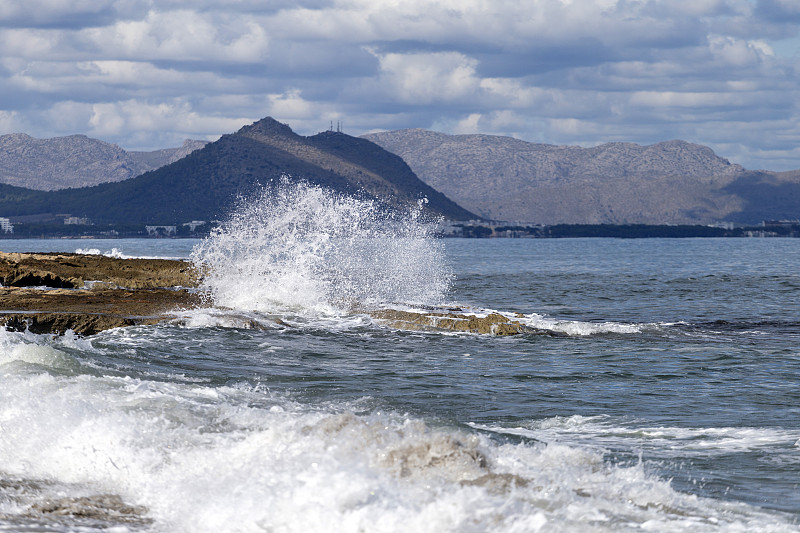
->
<box><xmin>81</xmin><ymin>10</ymin><xmax>270</xmax><ymax>63</ymax></box>
<box><xmin>756</xmin><ymin>0</ymin><xmax>800</xmax><ymax>23</ymax></box>
<box><xmin>0</xmin><ymin>0</ymin><xmax>799</xmax><ymax>170</ymax></box>
<box><xmin>0</xmin><ymin>0</ymin><xmax>133</xmax><ymax>29</ymax></box>
<box><xmin>372</xmin><ymin>50</ymin><xmax>480</xmax><ymax>104</ymax></box>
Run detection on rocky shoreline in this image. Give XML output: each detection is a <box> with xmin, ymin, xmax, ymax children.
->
<box><xmin>0</xmin><ymin>252</ymin><xmax>543</xmax><ymax>337</ymax></box>
<box><xmin>0</xmin><ymin>252</ymin><xmax>202</xmax><ymax>335</ymax></box>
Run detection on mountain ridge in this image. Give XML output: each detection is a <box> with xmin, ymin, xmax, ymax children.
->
<box><xmin>0</xmin><ymin>118</ymin><xmax>476</xmax><ymax>225</ymax></box>
<box><xmin>362</xmin><ymin>129</ymin><xmax>796</xmax><ymax>224</ymax></box>
<box><xmin>3</xmin><ymin>123</ymin><xmax>798</xmax><ymax>226</ymax></box>
<box><xmin>0</xmin><ymin>133</ymin><xmax>207</xmax><ymax>191</ymax></box>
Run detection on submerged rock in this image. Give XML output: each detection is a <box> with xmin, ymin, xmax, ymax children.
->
<box><xmin>29</xmin><ymin>493</ymin><xmax>151</xmax><ymax>526</ymax></box>
<box><xmin>369</xmin><ymin>308</ymin><xmax>555</xmax><ymax>336</ymax></box>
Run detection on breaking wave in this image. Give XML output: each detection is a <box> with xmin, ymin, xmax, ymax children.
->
<box><xmin>190</xmin><ymin>179</ymin><xmax>452</xmax><ymax>316</ymax></box>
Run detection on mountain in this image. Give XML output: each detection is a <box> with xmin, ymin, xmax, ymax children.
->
<box><xmin>0</xmin><ymin>134</ymin><xmax>207</xmax><ymax>190</ymax></box>
<box><xmin>362</xmin><ymin>129</ymin><xmax>800</xmax><ymax>225</ymax></box>
<box><xmin>0</xmin><ymin>118</ymin><xmax>476</xmax><ymax>224</ymax></box>
<box><xmin>128</xmin><ymin>140</ymin><xmax>209</xmax><ymax>171</ymax></box>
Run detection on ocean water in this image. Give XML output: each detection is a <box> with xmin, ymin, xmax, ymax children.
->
<box><xmin>1</xmin><ymin>186</ymin><xmax>799</xmax><ymax>532</ymax></box>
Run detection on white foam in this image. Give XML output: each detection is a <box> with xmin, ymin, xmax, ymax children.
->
<box><xmin>190</xmin><ymin>178</ymin><xmax>452</xmax><ymax>317</ymax></box>
<box><xmin>1</xmin><ymin>338</ymin><xmax>796</xmax><ymax>533</ymax></box>
<box><xmin>472</xmin><ymin>415</ymin><xmax>800</xmax><ymax>457</ymax></box>
<box><xmin>75</xmin><ymin>247</ymin><xmax>182</xmax><ymax>260</ymax></box>
<box><xmin>75</xmin><ymin>247</ymin><xmax>129</xmax><ymax>259</ymax></box>
<box><xmin>75</xmin><ymin>247</ymin><xmax>103</xmax><ymax>255</ymax></box>
<box><xmin>0</xmin><ymin>329</ymin><xmax>82</xmax><ymax>372</ymax></box>
<box><xmin>518</xmin><ymin>312</ymin><xmax>646</xmax><ymax>335</ymax></box>
<box><xmin>167</xmin><ymin>306</ymin><xmax>376</xmax><ymax>333</ymax></box>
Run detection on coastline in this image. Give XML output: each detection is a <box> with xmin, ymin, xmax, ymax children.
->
<box><xmin>0</xmin><ymin>251</ymin><xmax>543</xmax><ymax>336</ymax></box>
<box><xmin>2</xmin><ymin>220</ymin><xmax>799</xmax><ymax>240</ymax></box>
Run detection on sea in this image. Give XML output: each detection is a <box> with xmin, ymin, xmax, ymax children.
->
<box><xmin>0</xmin><ymin>183</ymin><xmax>798</xmax><ymax>532</ymax></box>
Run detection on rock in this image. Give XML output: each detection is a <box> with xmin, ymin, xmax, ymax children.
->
<box><xmin>29</xmin><ymin>493</ymin><xmax>150</xmax><ymax>525</ymax></box>
<box><xmin>369</xmin><ymin>308</ymin><xmax>556</xmax><ymax>336</ymax></box>
<box><xmin>0</xmin><ymin>286</ymin><xmax>201</xmax><ymax>336</ymax></box>
<box><xmin>0</xmin><ymin>252</ymin><xmax>202</xmax><ymax>336</ymax></box>
<box><xmin>0</xmin><ymin>252</ymin><xmax>198</xmax><ymax>289</ymax></box>
<box><xmin>4</xmin><ymin>269</ymin><xmax>74</xmax><ymax>288</ymax></box>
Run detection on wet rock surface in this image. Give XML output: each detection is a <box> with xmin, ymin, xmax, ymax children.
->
<box><xmin>0</xmin><ymin>252</ymin><xmax>202</xmax><ymax>335</ymax></box>
<box><xmin>0</xmin><ymin>251</ymin><xmax>198</xmax><ymax>289</ymax></box>
<box><xmin>0</xmin><ymin>286</ymin><xmax>202</xmax><ymax>336</ymax></box>
<box><xmin>29</xmin><ymin>494</ymin><xmax>151</xmax><ymax>526</ymax></box>
<box><xmin>369</xmin><ymin>308</ymin><xmax>558</xmax><ymax>336</ymax></box>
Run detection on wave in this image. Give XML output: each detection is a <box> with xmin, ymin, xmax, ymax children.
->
<box><xmin>178</xmin><ymin>179</ymin><xmax>669</xmax><ymax>338</ymax></box>
<box><xmin>75</xmin><ymin>247</ymin><xmax>185</xmax><ymax>261</ymax></box>
<box><xmin>190</xmin><ymin>179</ymin><xmax>452</xmax><ymax>316</ymax></box>
<box><xmin>161</xmin><ymin>305</ymin><xmax>652</xmax><ymax>338</ymax></box>
<box><xmin>75</xmin><ymin>247</ymin><xmax>130</xmax><ymax>259</ymax></box>
<box><xmin>470</xmin><ymin>415</ymin><xmax>800</xmax><ymax>458</ymax></box>
<box><xmin>512</xmin><ymin>312</ymin><xmax>649</xmax><ymax>336</ymax></box>
<box><xmin>1</xmin><ymin>329</ymin><xmax>796</xmax><ymax>532</ymax></box>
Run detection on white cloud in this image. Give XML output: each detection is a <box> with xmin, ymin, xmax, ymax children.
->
<box><xmin>81</xmin><ymin>10</ymin><xmax>269</xmax><ymax>62</ymax></box>
<box><xmin>373</xmin><ymin>50</ymin><xmax>480</xmax><ymax>104</ymax></box>
<box><xmin>87</xmin><ymin>99</ymin><xmax>249</xmax><ymax>138</ymax></box>
<box><xmin>89</xmin><ymin>103</ymin><xmax>127</xmax><ymax>136</ymax></box>
<box><xmin>452</xmin><ymin>113</ymin><xmax>482</xmax><ymax>135</ymax></box>
<box><xmin>0</xmin><ymin>0</ymin><xmax>126</xmax><ymax>27</ymax></box>
<box><xmin>0</xmin><ymin>29</ymin><xmax>61</xmax><ymax>58</ymax></box>
<box><xmin>629</xmin><ymin>90</ymin><xmax>747</xmax><ymax>108</ymax></box>
<box><xmin>709</xmin><ymin>35</ymin><xmax>775</xmax><ymax>67</ymax></box>
<box><xmin>266</xmin><ymin>90</ymin><xmax>315</xmax><ymax>119</ymax></box>
<box><xmin>46</xmin><ymin>101</ymin><xmax>95</xmax><ymax>133</ymax></box>
<box><xmin>479</xmin><ymin>78</ymin><xmax>555</xmax><ymax>108</ymax></box>
<box><xmin>0</xmin><ymin>110</ymin><xmax>22</xmax><ymax>132</ymax></box>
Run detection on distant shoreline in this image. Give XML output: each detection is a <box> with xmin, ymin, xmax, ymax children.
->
<box><xmin>1</xmin><ymin>222</ymin><xmax>799</xmax><ymax>239</ymax></box>
<box><xmin>443</xmin><ymin>222</ymin><xmax>800</xmax><ymax>239</ymax></box>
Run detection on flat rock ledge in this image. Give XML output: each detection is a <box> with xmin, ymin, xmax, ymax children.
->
<box><xmin>0</xmin><ymin>251</ymin><xmax>197</xmax><ymax>289</ymax></box>
<box><xmin>0</xmin><ymin>252</ymin><xmax>202</xmax><ymax>336</ymax></box>
<box><xmin>0</xmin><ymin>252</ymin><xmax>544</xmax><ymax>337</ymax></box>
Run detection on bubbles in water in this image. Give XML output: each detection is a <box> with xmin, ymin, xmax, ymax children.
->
<box><xmin>190</xmin><ymin>178</ymin><xmax>453</xmax><ymax>315</ymax></box>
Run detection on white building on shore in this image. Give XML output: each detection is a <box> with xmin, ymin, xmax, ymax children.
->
<box><xmin>145</xmin><ymin>225</ymin><xmax>177</xmax><ymax>237</ymax></box>
<box><xmin>0</xmin><ymin>217</ymin><xmax>13</xmax><ymax>234</ymax></box>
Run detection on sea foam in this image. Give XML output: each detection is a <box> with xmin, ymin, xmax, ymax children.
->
<box><xmin>1</xmin><ymin>328</ymin><xmax>797</xmax><ymax>532</ymax></box>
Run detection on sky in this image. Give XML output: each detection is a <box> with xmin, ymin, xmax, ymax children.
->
<box><xmin>1</xmin><ymin>0</ymin><xmax>799</xmax><ymax>171</ymax></box>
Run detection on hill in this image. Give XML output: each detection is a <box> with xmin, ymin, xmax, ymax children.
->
<box><xmin>0</xmin><ymin>134</ymin><xmax>207</xmax><ymax>190</ymax></box>
<box><xmin>362</xmin><ymin>129</ymin><xmax>800</xmax><ymax>225</ymax></box>
<box><xmin>0</xmin><ymin>118</ymin><xmax>476</xmax><ymax>225</ymax></box>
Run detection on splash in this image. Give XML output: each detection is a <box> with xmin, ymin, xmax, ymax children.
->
<box><xmin>190</xmin><ymin>179</ymin><xmax>453</xmax><ymax>315</ymax></box>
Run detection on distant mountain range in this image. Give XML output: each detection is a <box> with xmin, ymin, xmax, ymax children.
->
<box><xmin>0</xmin><ymin>118</ymin><xmax>475</xmax><ymax>225</ymax></box>
<box><xmin>363</xmin><ymin>130</ymin><xmax>800</xmax><ymax>225</ymax></box>
<box><xmin>2</xmin><ymin>121</ymin><xmax>798</xmax><ymax>227</ymax></box>
<box><xmin>0</xmin><ymin>134</ymin><xmax>207</xmax><ymax>190</ymax></box>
